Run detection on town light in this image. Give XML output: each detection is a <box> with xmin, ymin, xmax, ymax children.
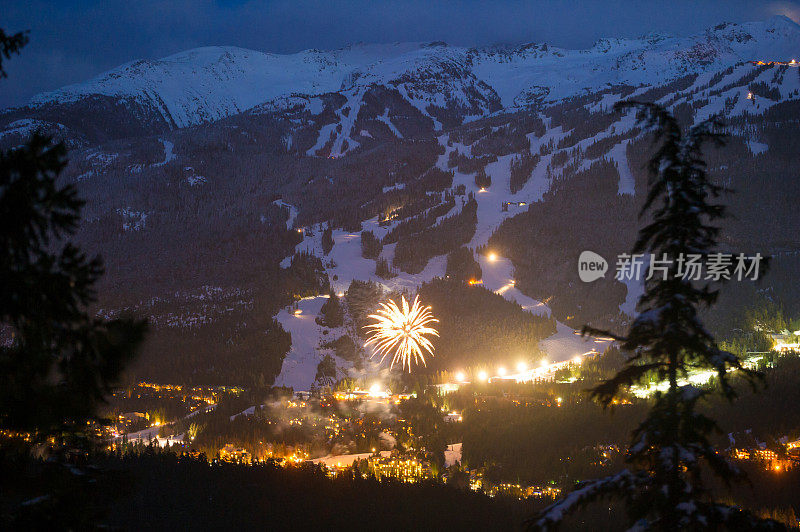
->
<box><xmin>369</xmin><ymin>383</ymin><xmax>381</xmax><ymax>395</ymax></box>
<box><xmin>498</xmin><ymin>367</ymin><xmax>507</xmax><ymax>376</ymax></box>
<box><xmin>477</xmin><ymin>370</ymin><xmax>488</xmax><ymax>382</ymax></box>
<box><xmin>517</xmin><ymin>361</ymin><xmax>527</xmax><ymax>372</ymax></box>
<box><xmin>455</xmin><ymin>371</ymin><xmax>465</xmax><ymax>382</ymax></box>
<box><xmin>539</xmin><ymin>359</ymin><xmax>548</xmax><ymax>367</ymax></box>
<box><xmin>487</xmin><ymin>252</ymin><xmax>497</xmax><ymax>262</ymax></box>
<box><xmin>572</xmin><ymin>356</ymin><xmax>582</xmax><ymax>365</ymax></box>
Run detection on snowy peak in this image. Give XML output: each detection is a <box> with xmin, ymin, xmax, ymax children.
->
<box><xmin>19</xmin><ymin>17</ymin><xmax>800</xmax><ymax>133</ymax></box>
<box><xmin>590</xmin><ymin>37</ymin><xmax>641</xmax><ymax>54</ymax></box>
<box><xmin>699</xmin><ymin>16</ymin><xmax>800</xmax><ymax>58</ymax></box>
<box><xmin>30</xmin><ymin>46</ymin><xmax>349</xmax><ymax>128</ymax></box>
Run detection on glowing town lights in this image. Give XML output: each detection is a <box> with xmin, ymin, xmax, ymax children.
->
<box><xmin>556</xmin><ymin>397</ymin><xmax>563</xmax><ymax>405</ymax></box>
<box><xmin>487</xmin><ymin>252</ymin><xmax>497</xmax><ymax>262</ymax></box>
<box><xmin>296</xmin><ymin>228</ymin><xmax>303</xmax><ymax>233</ymax></box>
<box><xmin>455</xmin><ymin>371</ymin><xmax>466</xmax><ymax>382</ymax></box>
<box><xmin>572</xmin><ymin>356</ymin><xmax>582</xmax><ymax>365</ymax></box>
<box><xmin>539</xmin><ymin>359</ymin><xmax>548</xmax><ymax>368</ymax></box>
<box><xmin>517</xmin><ymin>361</ymin><xmax>527</xmax><ymax>372</ymax></box>
<box><xmin>479</xmin><ymin>187</ymin><xmax>486</xmax><ymax>193</ymax></box>
<box><xmin>497</xmin><ymin>367</ymin><xmax>507</xmax><ymax>376</ymax></box>
<box><xmin>477</xmin><ymin>370</ymin><xmax>488</xmax><ymax>382</ymax></box>
<box><xmin>364</xmin><ymin>295</ymin><xmax>439</xmax><ymax>372</ymax></box>
<box><xmin>293</xmin><ymin>309</ymin><xmax>303</xmax><ymax>316</ymax></box>
<box><xmin>369</xmin><ymin>383</ymin><xmax>381</xmax><ymax>395</ymax></box>
<box><xmin>509</xmin><ymin>279</ymin><xmax>516</xmax><ymax>286</ymax></box>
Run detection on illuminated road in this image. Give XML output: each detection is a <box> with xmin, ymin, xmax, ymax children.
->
<box><xmin>474</xmin><ymin>253</ymin><xmax>612</xmax><ymax>381</ymax></box>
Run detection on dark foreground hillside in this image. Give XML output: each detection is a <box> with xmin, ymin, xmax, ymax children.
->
<box><xmin>102</xmin><ymin>455</ymin><xmax>531</xmax><ymax>531</ymax></box>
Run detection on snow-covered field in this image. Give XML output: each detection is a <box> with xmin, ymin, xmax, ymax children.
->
<box><xmin>444</xmin><ymin>443</ymin><xmax>463</xmax><ymax>467</ymax></box>
<box><xmin>273</xmin><ymin>296</ymin><xmax>339</xmax><ymax>390</ymax></box>
<box><xmin>311</xmin><ymin>450</ymin><xmax>392</xmax><ymax>468</ymax></box>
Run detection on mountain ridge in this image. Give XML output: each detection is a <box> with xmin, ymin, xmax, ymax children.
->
<box><xmin>13</xmin><ymin>16</ymin><xmax>800</xmax><ymax>132</ymax></box>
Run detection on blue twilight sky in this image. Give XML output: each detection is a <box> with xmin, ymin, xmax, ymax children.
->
<box><xmin>1</xmin><ymin>0</ymin><xmax>798</xmax><ymax>108</ymax></box>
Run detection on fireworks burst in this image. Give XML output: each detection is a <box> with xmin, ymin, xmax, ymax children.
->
<box><xmin>364</xmin><ymin>295</ymin><xmax>439</xmax><ymax>372</ymax></box>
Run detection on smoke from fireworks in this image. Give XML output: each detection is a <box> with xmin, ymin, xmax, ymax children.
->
<box><xmin>364</xmin><ymin>295</ymin><xmax>439</xmax><ymax>372</ymax></box>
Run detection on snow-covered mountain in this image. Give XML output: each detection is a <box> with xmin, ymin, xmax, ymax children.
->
<box><xmin>19</xmin><ymin>15</ymin><xmax>800</xmax><ymax>131</ymax></box>
<box><xmin>3</xmin><ymin>16</ymin><xmax>799</xmax><ymax>388</ymax></box>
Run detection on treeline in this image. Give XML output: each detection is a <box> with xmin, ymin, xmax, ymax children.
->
<box><xmin>509</xmin><ymin>152</ymin><xmax>539</xmax><ymax>194</ymax></box>
<box><xmin>582</xmin><ymin>127</ymin><xmax>640</xmax><ymax>161</ymax></box>
<box><xmin>317</xmin><ymin>140</ymin><xmax>446</xmax><ymax>231</ymax></box>
<box><xmin>488</xmin><ymin>158</ymin><xmax>637</xmax><ymax>327</ymax></box>
<box><xmin>379</xmin><ymin>190</ymin><xmax>442</xmax><ymax>224</ymax></box>
<box><xmin>634</xmin><ymin>73</ymin><xmax>698</xmax><ymax>103</ymax></box>
<box><xmin>382</xmin><ymin>195</ymin><xmax>456</xmax><ymax>244</ymax></box>
<box><xmin>131</xmin><ymin>307</ymin><xmax>292</xmax><ymax>389</ymax></box>
<box><xmin>462</xmin><ymin>398</ymin><xmax>646</xmax><ymax>484</ymax></box>
<box><xmin>345</xmin><ymin>280</ymin><xmax>384</xmax><ymax>332</ymax></box>
<box><xmin>114</xmin><ymin>250</ymin><xmax>329</xmax><ymax>387</ymax></box>
<box><xmin>188</xmin><ymin>402</ymin><xmax>327</xmax><ymax>459</ymax></box>
<box><xmin>97</xmin><ymin>453</ymin><xmax>530</xmax><ymax>530</ymax></box>
<box><xmin>393</xmin><ymin>197</ymin><xmax>478</xmax><ymax>274</ymax></box>
<box><xmin>445</xmin><ymin>247</ymin><xmax>482</xmax><ymax>283</ymax></box>
<box><xmin>416</xmin><ymin>277</ymin><xmax>556</xmax><ymax>373</ymax></box>
<box><xmin>447</xmin><ymin>150</ymin><xmax>497</xmax><ymax>174</ymax></box>
<box><xmin>447</xmin><ymin>112</ymin><xmax>544</xmax><ymax>150</ymax></box>
<box><xmin>705</xmin><ymin>355</ymin><xmax>800</xmax><ymax>441</ymax></box>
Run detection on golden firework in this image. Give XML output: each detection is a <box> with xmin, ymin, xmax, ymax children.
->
<box><xmin>364</xmin><ymin>295</ymin><xmax>439</xmax><ymax>372</ymax></box>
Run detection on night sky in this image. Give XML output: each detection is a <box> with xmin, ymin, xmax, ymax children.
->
<box><xmin>1</xmin><ymin>0</ymin><xmax>798</xmax><ymax>108</ymax></box>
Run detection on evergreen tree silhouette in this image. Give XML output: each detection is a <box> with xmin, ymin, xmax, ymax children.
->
<box><xmin>530</xmin><ymin>102</ymin><xmax>783</xmax><ymax>531</ymax></box>
<box><xmin>0</xmin><ymin>28</ymin><xmax>146</xmax><ymax>528</ymax></box>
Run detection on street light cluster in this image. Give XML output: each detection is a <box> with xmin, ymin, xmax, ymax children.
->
<box><xmin>451</xmin><ymin>354</ymin><xmax>586</xmax><ymax>384</ymax></box>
